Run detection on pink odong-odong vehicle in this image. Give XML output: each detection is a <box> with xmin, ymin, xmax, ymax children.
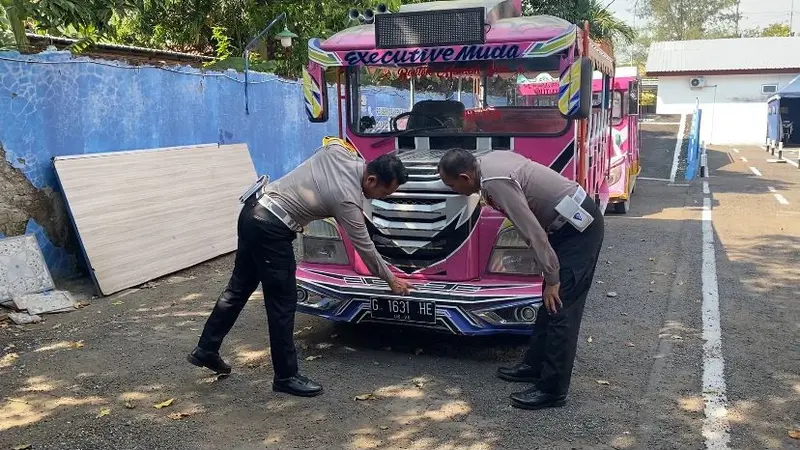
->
<box><xmin>295</xmin><ymin>0</ymin><xmax>616</xmax><ymax>335</ymax></box>
<box><xmin>593</xmin><ymin>66</ymin><xmax>641</xmax><ymax>214</ymax></box>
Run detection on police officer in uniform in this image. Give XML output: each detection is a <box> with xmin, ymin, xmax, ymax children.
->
<box><xmin>188</xmin><ymin>140</ymin><xmax>412</xmax><ymax>397</ymax></box>
<box><xmin>437</xmin><ymin>148</ymin><xmax>604</xmax><ymax>410</ymax></box>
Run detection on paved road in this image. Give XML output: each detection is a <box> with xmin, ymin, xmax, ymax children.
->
<box><xmin>1</xmin><ymin>125</ymin><xmax>797</xmax><ymax>450</ymax></box>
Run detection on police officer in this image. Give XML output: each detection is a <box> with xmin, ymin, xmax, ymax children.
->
<box><xmin>437</xmin><ymin>148</ymin><xmax>604</xmax><ymax>410</ymax></box>
<box><xmin>188</xmin><ymin>140</ymin><xmax>413</xmax><ymax>397</ymax></box>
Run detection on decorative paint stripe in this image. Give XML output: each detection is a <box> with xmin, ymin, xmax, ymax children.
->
<box><xmin>549</xmin><ymin>140</ymin><xmax>576</xmax><ymax>174</ymax></box>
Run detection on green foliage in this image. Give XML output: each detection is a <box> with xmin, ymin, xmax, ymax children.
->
<box><xmin>523</xmin><ymin>0</ymin><xmax>636</xmax><ymax>44</ymax></box>
<box><xmin>636</xmin><ymin>0</ymin><xmax>740</xmax><ymax>41</ymax></box>
<box><xmin>0</xmin><ymin>0</ymin><xmax>139</xmax><ymax>49</ymax></box>
<box><xmin>0</xmin><ymin>3</ymin><xmax>15</xmax><ymax>49</ymax></box>
<box><xmin>742</xmin><ymin>23</ymin><xmax>792</xmax><ymax>38</ymax></box>
<box><xmin>640</xmin><ymin>90</ymin><xmax>656</xmax><ymax>106</ymax></box>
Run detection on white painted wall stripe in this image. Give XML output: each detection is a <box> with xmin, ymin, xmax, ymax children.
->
<box><xmin>703</xmin><ymin>181</ymin><xmax>710</xmax><ymax>194</ymax></box>
<box><xmin>670</xmin><ymin>114</ymin><xmax>687</xmax><ymax>183</ymax></box>
<box><xmin>767</xmin><ymin>186</ymin><xmax>790</xmax><ymax>205</ymax></box>
<box><xmin>701</xmin><ymin>196</ymin><xmax>731</xmax><ymax>449</ymax></box>
<box><xmin>749</xmin><ymin>167</ymin><xmax>763</xmax><ymax>177</ymax></box>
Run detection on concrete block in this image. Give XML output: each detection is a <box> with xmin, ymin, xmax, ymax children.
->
<box><xmin>0</xmin><ymin>235</ymin><xmax>55</xmax><ymax>302</ymax></box>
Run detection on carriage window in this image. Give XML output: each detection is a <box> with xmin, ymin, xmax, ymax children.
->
<box><xmin>762</xmin><ymin>84</ymin><xmax>778</xmax><ymax>95</ymax></box>
<box><xmin>611</xmin><ymin>91</ymin><xmax>623</xmax><ymax>125</ymax></box>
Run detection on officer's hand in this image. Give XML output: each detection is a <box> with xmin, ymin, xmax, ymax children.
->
<box><xmin>543</xmin><ymin>283</ymin><xmax>562</xmax><ymax>314</ymax></box>
<box><xmin>388</xmin><ymin>277</ymin><xmax>412</xmax><ymax>296</ymax></box>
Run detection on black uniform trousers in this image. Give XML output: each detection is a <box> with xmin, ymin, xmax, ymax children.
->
<box><xmin>522</xmin><ymin>196</ymin><xmax>605</xmax><ymax>396</ymax></box>
<box><xmin>196</xmin><ymin>195</ymin><xmax>300</xmax><ymax>379</ymax></box>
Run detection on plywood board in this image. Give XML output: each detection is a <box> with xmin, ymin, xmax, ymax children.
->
<box><xmin>0</xmin><ymin>235</ymin><xmax>55</xmax><ymax>302</ymax></box>
<box><xmin>54</xmin><ymin>144</ymin><xmax>257</xmax><ymax>296</ymax></box>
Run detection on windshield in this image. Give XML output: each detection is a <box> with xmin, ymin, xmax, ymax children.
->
<box><xmin>347</xmin><ymin>56</ymin><xmax>569</xmax><ymax>136</ymax></box>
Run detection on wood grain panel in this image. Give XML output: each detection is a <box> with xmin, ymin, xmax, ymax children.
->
<box><xmin>54</xmin><ymin>144</ymin><xmax>257</xmax><ymax>296</ymax></box>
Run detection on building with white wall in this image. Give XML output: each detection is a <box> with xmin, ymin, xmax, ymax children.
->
<box><xmin>646</xmin><ymin>37</ymin><xmax>800</xmax><ymax>145</ymax></box>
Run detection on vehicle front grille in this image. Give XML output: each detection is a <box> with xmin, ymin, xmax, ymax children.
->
<box><xmin>364</xmin><ymin>152</ymin><xmax>483</xmax><ymax>274</ymax></box>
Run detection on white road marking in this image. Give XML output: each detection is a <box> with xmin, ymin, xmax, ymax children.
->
<box><xmin>782</xmin><ymin>157</ymin><xmax>800</xmax><ymax>168</ymax></box>
<box><xmin>732</xmin><ymin>148</ymin><xmax>739</xmax><ymax>153</ymax></box>
<box><xmin>639</xmin><ymin>176</ymin><xmax>671</xmax><ymax>182</ymax></box>
<box><xmin>701</xmin><ymin>196</ymin><xmax>731</xmax><ymax>449</ymax></box>
<box><xmin>749</xmin><ymin>167</ymin><xmax>763</xmax><ymax>177</ymax></box>
<box><xmin>670</xmin><ymin>114</ymin><xmax>687</xmax><ymax>183</ymax></box>
<box><xmin>703</xmin><ymin>181</ymin><xmax>710</xmax><ymax>194</ymax></box>
<box><xmin>740</xmin><ymin>157</ymin><xmax>748</xmax><ymax>162</ymax></box>
<box><xmin>767</xmin><ymin>186</ymin><xmax>790</xmax><ymax>205</ymax></box>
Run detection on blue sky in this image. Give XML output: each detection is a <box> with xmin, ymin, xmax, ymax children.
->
<box><xmin>608</xmin><ymin>0</ymin><xmax>798</xmax><ymax>33</ymax></box>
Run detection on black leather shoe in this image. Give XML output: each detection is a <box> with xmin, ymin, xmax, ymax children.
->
<box><xmin>509</xmin><ymin>387</ymin><xmax>567</xmax><ymax>410</ymax></box>
<box><xmin>272</xmin><ymin>374</ymin><xmax>324</xmax><ymax>397</ymax></box>
<box><xmin>497</xmin><ymin>363</ymin><xmax>540</xmax><ymax>383</ymax></box>
<box><xmin>187</xmin><ymin>347</ymin><xmax>232</xmax><ymax>374</ymax></box>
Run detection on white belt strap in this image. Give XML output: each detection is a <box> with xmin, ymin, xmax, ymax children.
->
<box><xmin>239</xmin><ymin>176</ymin><xmax>302</xmax><ymax>233</ymax></box>
<box><xmin>550</xmin><ymin>185</ymin><xmax>593</xmax><ymax>233</ymax></box>
<box><xmin>257</xmin><ymin>195</ymin><xmax>303</xmax><ymax>233</ymax></box>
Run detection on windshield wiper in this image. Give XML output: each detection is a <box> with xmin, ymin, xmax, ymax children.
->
<box><xmin>370</xmin><ymin>125</ymin><xmax>449</xmax><ymax>148</ymax></box>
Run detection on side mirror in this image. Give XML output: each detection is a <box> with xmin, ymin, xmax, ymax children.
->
<box><xmin>302</xmin><ymin>63</ymin><xmax>329</xmax><ymax>123</ymax></box>
<box><xmin>557</xmin><ymin>57</ymin><xmax>593</xmax><ymax>120</ymax></box>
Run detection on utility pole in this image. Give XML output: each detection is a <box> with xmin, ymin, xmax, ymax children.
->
<box><xmin>791</xmin><ymin>0</ymin><xmax>795</xmax><ymax>35</ymax></box>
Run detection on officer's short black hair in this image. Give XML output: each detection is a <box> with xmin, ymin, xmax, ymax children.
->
<box><xmin>438</xmin><ymin>148</ymin><xmax>476</xmax><ymax>178</ymax></box>
<box><xmin>367</xmin><ymin>154</ymin><xmax>409</xmax><ymax>186</ymax></box>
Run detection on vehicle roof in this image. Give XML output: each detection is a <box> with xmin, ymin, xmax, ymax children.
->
<box><xmin>319</xmin><ymin>15</ymin><xmax>576</xmax><ymax>52</ymax></box>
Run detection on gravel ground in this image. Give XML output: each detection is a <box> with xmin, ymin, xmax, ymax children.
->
<box><xmin>1</xmin><ymin>125</ymin><xmax>797</xmax><ymax>450</ymax></box>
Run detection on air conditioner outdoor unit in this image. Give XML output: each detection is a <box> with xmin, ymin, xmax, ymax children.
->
<box><xmin>689</xmin><ymin>77</ymin><xmax>706</xmax><ymax>88</ymax></box>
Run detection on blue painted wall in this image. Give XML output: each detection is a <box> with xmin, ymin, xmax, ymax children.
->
<box><xmin>0</xmin><ymin>48</ymin><xmax>344</xmax><ymax>278</ymax></box>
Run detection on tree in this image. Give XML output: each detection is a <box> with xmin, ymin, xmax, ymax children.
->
<box><xmin>636</xmin><ymin>0</ymin><xmax>740</xmax><ymax>41</ymax></box>
<box><xmin>524</xmin><ymin>0</ymin><xmax>636</xmax><ymax>45</ymax></box>
<box><xmin>742</xmin><ymin>23</ymin><xmax>792</xmax><ymax>37</ymax></box>
<box><xmin>0</xmin><ymin>0</ymin><xmax>138</xmax><ymax>49</ymax></box>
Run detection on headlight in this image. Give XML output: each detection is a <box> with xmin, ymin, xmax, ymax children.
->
<box><xmin>487</xmin><ymin>227</ymin><xmax>541</xmax><ymax>275</ymax></box>
<box><xmin>297</xmin><ymin>219</ymin><xmax>349</xmax><ymax>265</ymax></box>
<box><xmin>608</xmin><ymin>163</ymin><xmax>623</xmax><ymax>185</ymax></box>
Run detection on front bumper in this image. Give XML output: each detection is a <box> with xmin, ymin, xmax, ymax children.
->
<box><xmin>294</xmin><ymin>267</ymin><xmax>542</xmax><ymax>336</ymax></box>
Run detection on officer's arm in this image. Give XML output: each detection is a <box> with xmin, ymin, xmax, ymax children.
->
<box><xmin>335</xmin><ymin>202</ymin><xmax>395</xmax><ymax>283</ymax></box>
<box><xmin>486</xmin><ymin>180</ymin><xmax>560</xmax><ymax>285</ymax></box>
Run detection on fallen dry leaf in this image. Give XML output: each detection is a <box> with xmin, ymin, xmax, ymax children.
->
<box><xmin>305</xmin><ymin>355</ymin><xmax>322</xmax><ymax>361</ymax></box>
<box><xmin>154</xmin><ymin>398</ymin><xmax>175</xmax><ymax>409</ymax></box>
<box><xmin>168</xmin><ymin>412</ymin><xmax>193</xmax><ymax>420</ymax></box>
<box><xmin>74</xmin><ymin>301</ymin><xmax>90</xmax><ymax>309</ymax></box>
<box><xmin>354</xmin><ymin>393</ymin><xmax>376</xmax><ymax>401</ymax></box>
<box><xmin>596</xmin><ymin>380</ymin><xmax>611</xmax><ymax>386</ymax></box>
<box><xmin>607</xmin><ymin>292</ymin><xmax>618</xmax><ymax>298</ymax></box>
<box><xmin>124</xmin><ymin>402</ymin><xmax>135</xmax><ymax>409</ymax></box>
<box><xmin>12</xmin><ymin>444</ymin><xmax>31</xmax><ymax>450</ymax></box>
<box><xmin>96</xmin><ymin>407</ymin><xmax>111</xmax><ymax>418</ymax></box>
<box><xmin>587</xmin><ymin>336</ymin><xmax>594</xmax><ymax>343</ymax></box>
<box><xmin>70</xmin><ymin>341</ymin><xmax>85</xmax><ymax>349</ymax></box>
<box><xmin>379</xmin><ymin>425</ymin><xmax>389</xmax><ymax>430</ymax></box>
<box><xmin>789</xmin><ymin>429</ymin><xmax>800</xmax><ymax>439</ymax></box>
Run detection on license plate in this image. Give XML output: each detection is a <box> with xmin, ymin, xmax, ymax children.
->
<box><xmin>369</xmin><ymin>298</ymin><xmax>436</xmax><ymax>324</ymax></box>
